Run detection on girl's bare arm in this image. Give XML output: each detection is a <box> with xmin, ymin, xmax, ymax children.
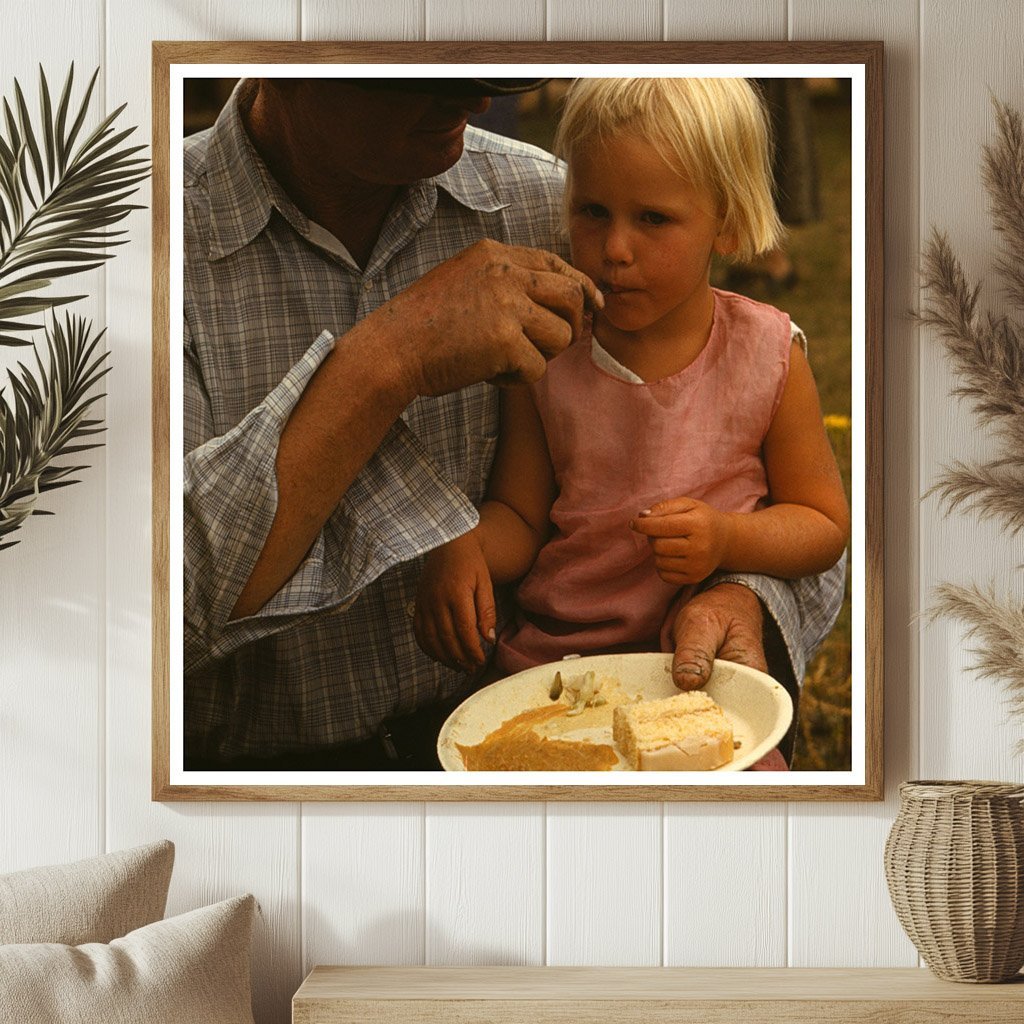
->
<box><xmin>476</xmin><ymin>383</ymin><xmax>557</xmax><ymax>584</ymax></box>
<box><xmin>721</xmin><ymin>342</ymin><xmax>850</xmax><ymax>577</ymax></box>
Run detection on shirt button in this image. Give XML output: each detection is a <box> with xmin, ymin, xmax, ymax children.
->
<box><xmin>363</xmin><ymin>278</ymin><xmax>373</xmax><ymax>291</ymax></box>
<box><xmin>406</xmin><ymin>601</ymin><xmax>416</xmax><ymax>618</ymax></box>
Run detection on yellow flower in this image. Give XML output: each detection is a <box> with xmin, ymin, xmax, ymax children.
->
<box><xmin>824</xmin><ymin>414</ymin><xmax>851</xmax><ymax>430</ymax></box>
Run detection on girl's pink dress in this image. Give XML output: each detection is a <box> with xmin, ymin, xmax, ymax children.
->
<box><xmin>495</xmin><ymin>288</ymin><xmax>793</xmax><ymax>675</ymax></box>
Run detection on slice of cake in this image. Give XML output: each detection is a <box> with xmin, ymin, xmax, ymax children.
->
<box><xmin>613</xmin><ymin>691</ymin><xmax>734</xmax><ymax>771</ymax></box>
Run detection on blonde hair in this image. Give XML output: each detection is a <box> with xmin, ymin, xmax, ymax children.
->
<box><xmin>553</xmin><ymin>78</ymin><xmax>783</xmax><ymax>261</ymax></box>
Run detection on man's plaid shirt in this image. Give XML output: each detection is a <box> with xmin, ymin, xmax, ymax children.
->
<box><xmin>183</xmin><ymin>87</ymin><xmax>843</xmax><ymax>760</ymax></box>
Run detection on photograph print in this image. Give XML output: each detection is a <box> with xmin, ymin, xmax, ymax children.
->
<box><xmin>153</xmin><ymin>41</ymin><xmax>882</xmax><ymax>801</ymax></box>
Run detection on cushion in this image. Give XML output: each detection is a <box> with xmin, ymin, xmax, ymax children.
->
<box><xmin>0</xmin><ymin>893</ymin><xmax>257</xmax><ymax>1024</ymax></box>
<box><xmin>0</xmin><ymin>840</ymin><xmax>174</xmax><ymax>945</ymax></box>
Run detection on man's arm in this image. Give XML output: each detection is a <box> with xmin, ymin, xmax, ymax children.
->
<box><xmin>227</xmin><ymin>240</ymin><xmax>600</xmax><ymax>620</ymax></box>
<box><xmin>225</xmin><ymin>311</ymin><xmax>414</xmax><ymax>619</ymax></box>
<box><xmin>184</xmin><ymin>328</ymin><xmax>359</xmax><ymax>671</ymax></box>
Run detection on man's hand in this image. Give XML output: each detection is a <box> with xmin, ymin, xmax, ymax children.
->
<box><xmin>230</xmin><ymin>242</ymin><xmax>598</xmax><ymax>621</ymax></box>
<box><xmin>662</xmin><ymin>582</ymin><xmax>767</xmax><ymax>690</ymax></box>
<box><xmin>380</xmin><ymin>239</ymin><xmax>603</xmax><ymax>398</ymax></box>
<box><xmin>413</xmin><ymin>531</ymin><xmax>497</xmax><ymax>672</ymax></box>
<box><xmin>630</xmin><ymin>497</ymin><xmax>733</xmax><ymax>585</ymax></box>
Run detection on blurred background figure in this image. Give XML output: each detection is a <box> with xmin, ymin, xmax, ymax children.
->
<box><xmin>727</xmin><ymin>78</ymin><xmax>822</xmax><ymax>294</ymax></box>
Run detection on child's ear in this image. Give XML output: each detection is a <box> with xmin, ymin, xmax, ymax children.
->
<box><xmin>713</xmin><ymin>226</ymin><xmax>739</xmax><ymax>257</ymax></box>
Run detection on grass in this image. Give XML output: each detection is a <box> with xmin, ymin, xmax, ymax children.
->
<box><xmin>725</xmin><ymin>93</ymin><xmax>854</xmax><ymax>771</ymax></box>
<box><xmin>784</xmin><ymin>95</ymin><xmax>853</xmax><ymax>771</ymax></box>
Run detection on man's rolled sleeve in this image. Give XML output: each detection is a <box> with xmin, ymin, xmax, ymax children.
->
<box><xmin>710</xmin><ymin>551</ymin><xmax>847</xmax><ymax>687</ymax></box>
<box><xmin>184</xmin><ymin>329</ymin><xmax>479</xmax><ymax>669</ymax></box>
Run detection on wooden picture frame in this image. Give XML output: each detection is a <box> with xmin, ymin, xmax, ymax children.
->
<box><xmin>153</xmin><ymin>40</ymin><xmax>883</xmax><ymax>801</ymax></box>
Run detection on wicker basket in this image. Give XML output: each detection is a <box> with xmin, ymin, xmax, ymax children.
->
<box><xmin>884</xmin><ymin>780</ymin><xmax>1024</xmax><ymax>982</ymax></box>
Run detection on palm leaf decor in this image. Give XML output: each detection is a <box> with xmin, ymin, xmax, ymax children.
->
<box><xmin>0</xmin><ymin>64</ymin><xmax>148</xmax><ymax>549</ymax></box>
<box><xmin>0</xmin><ymin>315</ymin><xmax>110</xmax><ymax>551</ymax></box>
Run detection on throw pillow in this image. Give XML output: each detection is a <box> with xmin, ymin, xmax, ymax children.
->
<box><xmin>0</xmin><ymin>893</ymin><xmax>257</xmax><ymax>1024</ymax></box>
<box><xmin>0</xmin><ymin>839</ymin><xmax>174</xmax><ymax>945</ymax></box>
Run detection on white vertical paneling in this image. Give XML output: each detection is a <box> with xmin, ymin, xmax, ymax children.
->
<box><xmin>303</xmin><ymin>0</ymin><xmax>425</xmax><ymax>39</ymax></box>
<box><xmin>425</xmin><ymin>803</ymin><xmax>545</xmax><ymax>964</ymax></box>
<box><xmin>664</xmin><ymin>0</ymin><xmax>786</xmax><ymax>39</ymax></box>
<box><xmin>303</xmin><ymin>804</ymin><xmax>425</xmax><ymax>969</ymax></box>
<box><xmin>787</xmin><ymin>0</ymin><xmax>921</xmax><ymax>969</ymax></box>
<box><xmin>547</xmin><ymin>1</ymin><xmax>662</xmax><ymax>41</ymax></box>
<box><xmin>918</xmin><ymin>0</ymin><xmax>1024</xmax><ymax>780</ymax></box>
<box><xmin>658</xmin><ymin>0</ymin><xmax>787</xmax><ymax>969</ymax></box>
<box><xmin>547</xmin><ymin>804</ymin><xmax>661</xmax><ymax>964</ymax></box>
<box><xmin>164</xmin><ymin>810</ymin><xmax>299</xmax><ymax>1017</ymax></box>
<box><xmin>426</xmin><ymin>0</ymin><xmax>544</xmax><ymax>40</ymax></box>
<box><xmin>103</xmin><ymin>4</ymin><xmax>302</xmax><ymax>1023</ymax></box>
<box><xmin>0</xmin><ymin>0</ymin><xmax>106</xmax><ymax>873</ymax></box>
<box><xmin>665</xmin><ymin>804</ymin><xmax>787</xmax><ymax>965</ymax></box>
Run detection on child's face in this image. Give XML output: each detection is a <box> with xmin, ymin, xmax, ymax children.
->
<box><xmin>567</xmin><ymin>133</ymin><xmax>737</xmax><ymax>336</ymax></box>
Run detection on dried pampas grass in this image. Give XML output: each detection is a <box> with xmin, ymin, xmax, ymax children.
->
<box><xmin>921</xmin><ymin>98</ymin><xmax>1024</xmax><ymax>745</ymax></box>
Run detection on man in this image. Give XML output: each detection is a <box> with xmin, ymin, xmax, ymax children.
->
<box><xmin>183</xmin><ymin>77</ymin><xmax>843</xmax><ymax>770</ymax></box>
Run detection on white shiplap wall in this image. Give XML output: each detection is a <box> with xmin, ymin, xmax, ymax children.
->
<box><xmin>3</xmin><ymin>2</ymin><xmax>1024</xmax><ymax>1022</ymax></box>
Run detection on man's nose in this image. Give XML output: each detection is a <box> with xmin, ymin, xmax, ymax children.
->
<box><xmin>439</xmin><ymin>94</ymin><xmax>492</xmax><ymax>115</ymax></box>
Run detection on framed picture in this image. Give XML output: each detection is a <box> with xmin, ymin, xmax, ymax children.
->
<box><xmin>153</xmin><ymin>41</ymin><xmax>883</xmax><ymax>801</ymax></box>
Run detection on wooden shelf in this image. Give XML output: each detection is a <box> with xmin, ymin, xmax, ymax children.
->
<box><xmin>293</xmin><ymin>966</ymin><xmax>1024</xmax><ymax>1023</ymax></box>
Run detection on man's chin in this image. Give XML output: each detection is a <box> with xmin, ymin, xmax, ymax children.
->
<box><xmin>414</xmin><ymin>135</ymin><xmax>466</xmax><ymax>178</ymax></box>
<box><xmin>359</xmin><ymin>135</ymin><xmax>466</xmax><ymax>187</ymax></box>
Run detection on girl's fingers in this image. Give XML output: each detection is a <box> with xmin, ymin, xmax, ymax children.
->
<box><xmin>450</xmin><ymin>592</ymin><xmax>485</xmax><ymax>667</ymax></box>
<box><xmin>658</xmin><ymin>571</ymin><xmax>694</xmax><ymax>586</ymax></box>
<box><xmin>434</xmin><ymin>603</ymin><xmax>472</xmax><ymax>671</ymax></box>
<box><xmin>654</xmin><ymin>554</ymin><xmax>691</xmax><ymax>572</ymax></box>
<box><xmin>650</xmin><ymin>536</ymin><xmax>690</xmax><ymax>558</ymax></box>
<box><xmin>653</xmin><ymin>554</ymin><xmax>702</xmax><ymax>586</ymax></box>
<box><xmin>420</xmin><ymin>605</ymin><xmax>465</xmax><ymax>672</ymax></box>
<box><xmin>646</xmin><ymin>496</ymin><xmax>699</xmax><ymax>517</ymax></box>
<box><xmin>414</xmin><ymin>608</ymin><xmax>447</xmax><ymax>667</ymax></box>
<box><xmin>630</xmin><ymin>512</ymin><xmax>695</xmax><ymax>538</ymax></box>
<box><xmin>474</xmin><ymin>571</ymin><xmax>498</xmax><ymax>648</ymax></box>
<box><xmin>414</xmin><ymin>563</ymin><xmax>495</xmax><ymax>673</ymax></box>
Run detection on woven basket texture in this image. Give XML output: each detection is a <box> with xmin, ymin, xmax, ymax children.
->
<box><xmin>884</xmin><ymin>780</ymin><xmax>1024</xmax><ymax>983</ymax></box>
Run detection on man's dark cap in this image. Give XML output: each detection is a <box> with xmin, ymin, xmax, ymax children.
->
<box><xmin>349</xmin><ymin>78</ymin><xmax>549</xmax><ymax>96</ymax></box>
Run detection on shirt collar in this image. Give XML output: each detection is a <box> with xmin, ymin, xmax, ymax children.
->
<box><xmin>434</xmin><ymin>129</ymin><xmax>510</xmax><ymax>214</ymax></box>
<box><xmin>204</xmin><ymin>83</ymin><xmax>281</xmax><ymax>261</ymax></box>
<box><xmin>204</xmin><ymin>93</ymin><xmax>508</xmax><ymax>261</ymax></box>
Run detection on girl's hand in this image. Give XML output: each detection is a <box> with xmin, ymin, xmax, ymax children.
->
<box><xmin>629</xmin><ymin>497</ymin><xmax>734</xmax><ymax>585</ymax></box>
<box><xmin>413</xmin><ymin>531</ymin><xmax>497</xmax><ymax>672</ymax></box>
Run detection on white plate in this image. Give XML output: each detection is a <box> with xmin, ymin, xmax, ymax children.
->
<box><xmin>437</xmin><ymin>653</ymin><xmax>793</xmax><ymax>772</ymax></box>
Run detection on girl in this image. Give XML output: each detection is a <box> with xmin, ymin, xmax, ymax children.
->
<box><xmin>413</xmin><ymin>77</ymin><xmax>849</xmax><ymax>685</ymax></box>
